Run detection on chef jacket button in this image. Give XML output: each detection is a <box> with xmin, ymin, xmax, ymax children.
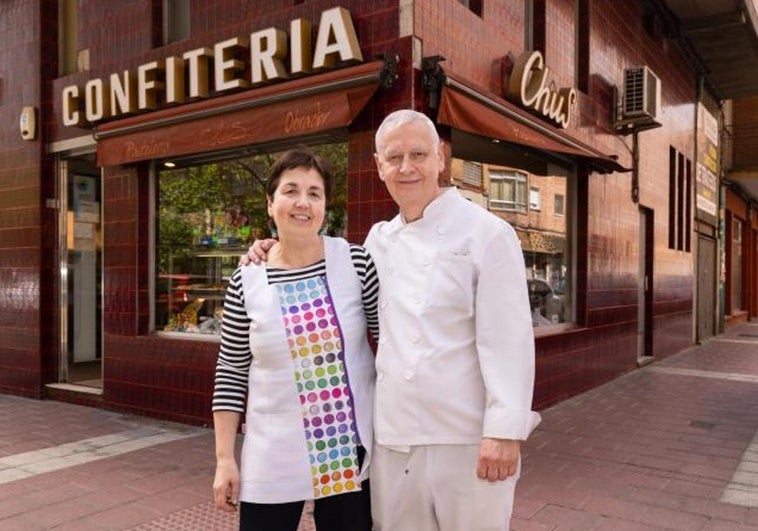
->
<box><xmin>380</xmin><ymin>299</ymin><xmax>388</xmax><ymax>309</ymax></box>
<box><xmin>410</xmin><ymin>335</ymin><xmax>420</xmax><ymax>344</ymax></box>
<box><xmin>423</xmin><ymin>259</ymin><xmax>431</xmax><ymax>267</ymax></box>
<box><xmin>250</xmin><ymin>322</ymin><xmax>258</xmax><ymax>329</ymax></box>
<box><xmin>379</xmin><ymin>336</ymin><xmax>387</xmax><ymax>345</ymax></box>
<box><xmin>377</xmin><ymin>372</ymin><xmax>384</xmax><ymax>381</ymax></box>
<box><xmin>403</xmin><ymin>370</ymin><xmax>414</xmax><ymax>380</ymax></box>
<box><xmin>436</xmin><ymin>226</ymin><xmax>447</xmax><ymax>235</ymax></box>
<box><xmin>390</xmin><ymin>235</ymin><xmax>398</xmax><ymax>243</ymax></box>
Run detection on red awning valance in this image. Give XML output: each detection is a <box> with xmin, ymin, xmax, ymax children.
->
<box><xmin>436</xmin><ymin>73</ymin><xmax>627</xmax><ymax>174</ymax></box>
<box><xmin>95</xmin><ymin>60</ymin><xmax>387</xmax><ymax>166</ymax></box>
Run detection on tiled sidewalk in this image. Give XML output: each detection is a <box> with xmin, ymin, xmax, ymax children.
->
<box><xmin>0</xmin><ymin>323</ymin><xmax>757</xmax><ymax>530</ymax></box>
<box><xmin>514</xmin><ymin>323</ymin><xmax>758</xmax><ymax>530</ymax></box>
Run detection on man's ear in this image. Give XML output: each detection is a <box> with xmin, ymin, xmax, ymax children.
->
<box><xmin>437</xmin><ymin>142</ymin><xmax>447</xmax><ymax>173</ymax></box>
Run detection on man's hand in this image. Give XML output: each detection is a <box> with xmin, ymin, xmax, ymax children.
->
<box><xmin>476</xmin><ymin>438</ymin><xmax>520</xmax><ymax>482</ymax></box>
<box><xmin>238</xmin><ymin>238</ymin><xmax>277</xmax><ymax>266</ymax></box>
<box><xmin>213</xmin><ymin>457</ymin><xmax>240</xmax><ymax>512</ymax></box>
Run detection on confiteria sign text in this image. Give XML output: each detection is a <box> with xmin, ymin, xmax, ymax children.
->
<box><xmin>61</xmin><ymin>7</ymin><xmax>362</xmax><ymax>127</ymax></box>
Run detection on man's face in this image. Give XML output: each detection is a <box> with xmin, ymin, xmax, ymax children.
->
<box><xmin>374</xmin><ymin>120</ymin><xmax>444</xmax><ymax>218</ymax></box>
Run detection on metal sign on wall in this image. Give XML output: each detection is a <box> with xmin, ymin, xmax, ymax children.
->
<box><xmin>697</xmin><ymin>104</ymin><xmax>719</xmax><ymax>219</ymax></box>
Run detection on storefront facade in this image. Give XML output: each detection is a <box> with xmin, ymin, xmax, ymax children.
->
<box><xmin>2</xmin><ymin>0</ymin><xmax>755</xmax><ymax>424</ymax></box>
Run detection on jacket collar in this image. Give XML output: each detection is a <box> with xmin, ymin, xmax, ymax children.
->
<box><xmin>390</xmin><ymin>187</ymin><xmax>459</xmax><ymax>233</ymax></box>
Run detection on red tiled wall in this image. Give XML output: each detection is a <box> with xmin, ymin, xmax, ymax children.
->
<box><xmin>0</xmin><ymin>1</ymin><xmax>59</xmax><ymax>397</ymax></box>
<box><xmin>5</xmin><ymin>0</ymin><xmax>702</xmax><ymax>421</ymax></box>
<box><xmin>105</xmin><ymin>335</ymin><xmax>217</xmax><ymax>425</ymax></box>
<box><xmin>414</xmin><ymin>0</ymin><xmax>696</xmax><ymax>409</ymax></box>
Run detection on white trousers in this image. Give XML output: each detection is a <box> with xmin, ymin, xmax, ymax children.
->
<box><xmin>371</xmin><ymin>444</ymin><xmax>520</xmax><ymax>531</ymax></box>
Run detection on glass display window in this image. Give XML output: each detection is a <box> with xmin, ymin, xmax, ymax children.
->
<box><xmin>454</xmin><ymin>157</ymin><xmax>574</xmax><ymax>329</ymax></box>
<box><xmin>154</xmin><ymin>143</ymin><xmax>347</xmax><ymax>337</ymax></box>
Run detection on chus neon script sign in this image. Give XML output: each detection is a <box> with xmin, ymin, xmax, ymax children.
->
<box><xmin>506</xmin><ymin>51</ymin><xmax>576</xmax><ymax>129</ymax></box>
<box><xmin>61</xmin><ymin>7</ymin><xmax>362</xmax><ymax>127</ymax></box>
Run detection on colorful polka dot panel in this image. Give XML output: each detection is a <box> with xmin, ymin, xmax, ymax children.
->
<box><xmin>275</xmin><ymin>276</ymin><xmax>361</xmax><ymax>499</ymax></box>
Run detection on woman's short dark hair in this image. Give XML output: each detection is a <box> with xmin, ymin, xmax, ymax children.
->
<box><xmin>265</xmin><ymin>147</ymin><xmax>334</xmax><ymax>204</ymax></box>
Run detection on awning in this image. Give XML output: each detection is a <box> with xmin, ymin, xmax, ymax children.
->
<box><xmin>516</xmin><ymin>230</ymin><xmax>566</xmax><ymax>254</ymax></box>
<box><xmin>436</xmin><ymin>72</ymin><xmax>628</xmax><ymax>174</ymax></box>
<box><xmin>95</xmin><ymin>60</ymin><xmax>389</xmax><ymax>166</ymax></box>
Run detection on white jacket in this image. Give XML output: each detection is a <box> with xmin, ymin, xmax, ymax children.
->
<box><xmin>365</xmin><ymin>188</ymin><xmax>540</xmax><ymax>446</ymax></box>
<box><xmin>238</xmin><ymin>236</ymin><xmax>376</xmax><ymax>503</ymax></box>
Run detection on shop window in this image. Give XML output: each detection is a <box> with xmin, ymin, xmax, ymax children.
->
<box><xmin>154</xmin><ymin>143</ymin><xmax>347</xmax><ymax>337</ymax></box>
<box><xmin>470</xmin><ymin>161</ymin><xmax>572</xmax><ymax>329</ymax></box>
<box><xmin>163</xmin><ymin>0</ymin><xmax>190</xmax><ymax>45</ymax></box>
<box><xmin>523</xmin><ymin>165</ymin><xmax>571</xmax><ymax>327</ymax></box>
<box><xmin>489</xmin><ymin>170</ymin><xmax>527</xmax><ymax>211</ymax></box>
<box><xmin>58</xmin><ymin>0</ymin><xmax>77</xmax><ymax>76</ymax></box>
<box><xmin>458</xmin><ymin>0</ymin><xmax>483</xmax><ymax>17</ymax></box>
<box><xmin>668</xmin><ymin>146</ymin><xmax>692</xmax><ymax>252</ymax></box>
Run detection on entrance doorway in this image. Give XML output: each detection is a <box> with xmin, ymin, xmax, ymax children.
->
<box><xmin>638</xmin><ymin>207</ymin><xmax>654</xmax><ymax>363</ymax></box>
<box><xmin>59</xmin><ymin>157</ymin><xmax>103</xmax><ymax>389</ymax></box>
<box><xmin>696</xmin><ymin>234</ymin><xmax>717</xmax><ymax>342</ymax></box>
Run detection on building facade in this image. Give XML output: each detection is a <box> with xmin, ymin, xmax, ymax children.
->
<box><xmin>2</xmin><ymin>0</ymin><xmax>757</xmax><ymax>425</ymax></box>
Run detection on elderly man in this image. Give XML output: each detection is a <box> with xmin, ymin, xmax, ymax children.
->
<box><xmin>365</xmin><ymin>109</ymin><xmax>539</xmax><ymax>531</ymax></box>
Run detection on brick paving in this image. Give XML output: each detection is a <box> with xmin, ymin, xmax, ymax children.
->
<box><xmin>0</xmin><ymin>323</ymin><xmax>756</xmax><ymax>530</ymax></box>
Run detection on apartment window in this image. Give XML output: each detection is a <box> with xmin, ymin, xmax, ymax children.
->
<box><xmin>668</xmin><ymin>146</ymin><xmax>691</xmax><ymax>252</ymax></box>
<box><xmin>489</xmin><ymin>170</ymin><xmax>527</xmax><ymax>211</ymax></box>
<box><xmin>576</xmin><ymin>0</ymin><xmax>590</xmax><ymax>92</ymax></box>
<box><xmin>554</xmin><ymin>193</ymin><xmax>565</xmax><ymax>216</ymax></box>
<box><xmin>458</xmin><ymin>0</ymin><xmax>483</xmax><ymax>17</ymax></box>
<box><xmin>529</xmin><ymin>187</ymin><xmax>541</xmax><ymax>210</ymax></box>
<box><xmin>462</xmin><ymin>161</ymin><xmax>483</xmax><ymax>188</ymax></box>
<box><xmin>58</xmin><ymin>0</ymin><xmax>77</xmax><ymax>76</ymax></box>
<box><xmin>163</xmin><ymin>0</ymin><xmax>190</xmax><ymax>44</ymax></box>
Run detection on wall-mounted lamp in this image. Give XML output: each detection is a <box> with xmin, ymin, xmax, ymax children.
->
<box><xmin>19</xmin><ymin>106</ymin><xmax>36</xmax><ymax>141</ymax></box>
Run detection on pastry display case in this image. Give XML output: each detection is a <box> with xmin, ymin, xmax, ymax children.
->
<box><xmin>156</xmin><ymin>245</ymin><xmax>246</xmax><ymax>337</ymax></box>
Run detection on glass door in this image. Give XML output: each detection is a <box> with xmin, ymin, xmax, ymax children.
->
<box><xmin>61</xmin><ymin>158</ymin><xmax>103</xmax><ymax>388</ymax></box>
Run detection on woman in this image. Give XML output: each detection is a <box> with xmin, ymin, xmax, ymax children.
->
<box><xmin>212</xmin><ymin>148</ymin><xmax>378</xmax><ymax>530</ymax></box>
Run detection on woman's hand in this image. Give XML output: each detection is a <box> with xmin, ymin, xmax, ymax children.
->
<box><xmin>238</xmin><ymin>238</ymin><xmax>278</xmax><ymax>266</ymax></box>
<box><xmin>213</xmin><ymin>456</ymin><xmax>240</xmax><ymax>512</ymax></box>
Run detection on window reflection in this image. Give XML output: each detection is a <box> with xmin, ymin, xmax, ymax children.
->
<box><xmin>452</xmin><ymin>158</ymin><xmax>572</xmax><ymax>328</ymax></box>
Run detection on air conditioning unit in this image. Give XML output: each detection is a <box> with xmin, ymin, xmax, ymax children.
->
<box><xmin>622</xmin><ymin>66</ymin><xmax>660</xmax><ymax>121</ymax></box>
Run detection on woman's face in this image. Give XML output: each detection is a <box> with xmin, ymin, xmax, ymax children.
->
<box><xmin>267</xmin><ymin>167</ymin><xmax>326</xmax><ymax>239</ymax></box>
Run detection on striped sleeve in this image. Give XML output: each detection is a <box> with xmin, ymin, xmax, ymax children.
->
<box><xmin>212</xmin><ymin>268</ymin><xmax>252</xmax><ymax>413</ymax></box>
<box><xmin>349</xmin><ymin>244</ymin><xmax>379</xmax><ymax>341</ymax></box>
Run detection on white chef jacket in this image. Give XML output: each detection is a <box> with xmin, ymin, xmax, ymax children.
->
<box><xmin>365</xmin><ymin>188</ymin><xmax>540</xmax><ymax>446</ymax></box>
<box><xmin>237</xmin><ymin>236</ymin><xmax>376</xmax><ymax>503</ymax></box>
